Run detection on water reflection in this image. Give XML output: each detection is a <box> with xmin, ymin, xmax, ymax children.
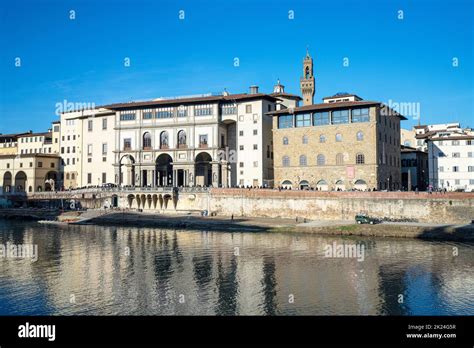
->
<box><xmin>0</xmin><ymin>220</ymin><xmax>473</xmax><ymax>315</ymax></box>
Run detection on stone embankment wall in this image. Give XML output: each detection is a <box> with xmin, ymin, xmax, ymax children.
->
<box><xmin>208</xmin><ymin>189</ymin><xmax>474</xmax><ymax>224</ymax></box>
<box><xmin>12</xmin><ymin>189</ymin><xmax>474</xmax><ymax>224</ymax></box>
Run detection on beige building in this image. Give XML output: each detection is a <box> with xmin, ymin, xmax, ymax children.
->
<box><xmin>0</xmin><ymin>154</ymin><xmax>60</xmax><ymax>193</ymax></box>
<box><xmin>0</xmin><ymin>130</ymin><xmax>61</xmax><ymax>194</ymax></box>
<box><xmin>0</xmin><ymin>133</ymin><xmax>28</xmax><ymax>156</ymax></box>
<box><xmin>58</xmin><ymin>108</ymin><xmax>115</xmax><ymax>188</ymax></box>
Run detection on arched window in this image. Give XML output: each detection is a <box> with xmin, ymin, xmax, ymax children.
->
<box><xmin>302</xmin><ymin>135</ymin><xmax>308</xmax><ymax>144</ymax></box>
<box><xmin>319</xmin><ymin>134</ymin><xmax>326</xmax><ymax>143</ymax></box>
<box><xmin>305</xmin><ymin>66</ymin><xmax>310</xmax><ymax>79</ymax></box>
<box><xmin>160</xmin><ymin>131</ymin><xmax>169</xmax><ymax>148</ymax></box>
<box><xmin>336</xmin><ymin>153</ymin><xmax>344</xmax><ymax>165</ymax></box>
<box><xmin>178</xmin><ymin>130</ymin><xmax>186</xmax><ymax>147</ymax></box>
<box><xmin>282</xmin><ymin>156</ymin><xmax>290</xmax><ymax>167</ymax></box>
<box><xmin>335</xmin><ymin>133</ymin><xmax>342</xmax><ymax>142</ymax></box>
<box><xmin>143</xmin><ymin>132</ymin><xmax>152</xmax><ymax>149</ymax></box>
<box><xmin>356</xmin><ymin>153</ymin><xmax>365</xmax><ymax>164</ymax></box>
<box><xmin>357</xmin><ymin>131</ymin><xmax>364</xmax><ymax>141</ymax></box>
<box><xmin>283</xmin><ymin>137</ymin><xmax>289</xmax><ymax>145</ymax></box>
<box><xmin>317</xmin><ymin>154</ymin><xmax>325</xmax><ymax>166</ymax></box>
<box><xmin>299</xmin><ymin>155</ymin><xmax>307</xmax><ymax>166</ymax></box>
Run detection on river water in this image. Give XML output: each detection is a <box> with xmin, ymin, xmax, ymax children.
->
<box><xmin>0</xmin><ymin>220</ymin><xmax>473</xmax><ymax>315</ymax></box>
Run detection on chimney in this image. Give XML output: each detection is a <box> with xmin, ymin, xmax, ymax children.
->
<box><xmin>249</xmin><ymin>85</ymin><xmax>259</xmax><ymax>94</ymax></box>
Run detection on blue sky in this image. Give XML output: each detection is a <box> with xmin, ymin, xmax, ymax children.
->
<box><xmin>0</xmin><ymin>0</ymin><xmax>472</xmax><ymax>134</ymax></box>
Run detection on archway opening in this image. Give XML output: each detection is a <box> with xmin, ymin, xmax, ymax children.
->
<box><xmin>316</xmin><ymin>179</ymin><xmax>328</xmax><ymax>191</ymax></box>
<box><xmin>119</xmin><ymin>155</ymin><xmax>136</xmax><ymax>186</ymax></box>
<box><xmin>156</xmin><ymin>154</ymin><xmax>173</xmax><ymax>186</ymax></box>
<box><xmin>354</xmin><ymin>179</ymin><xmax>367</xmax><ymax>191</ymax></box>
<box><xmin>14</xmin><ymin>171</ymin><xmax>27</xmax><ymax>192</ymax></box>
<box><xmin>195</xmin><ymin>152</ymin><xmax>212</xmax><ymax>187</ymax></box>
<box><xmin>2</xmin><ymin>171</ymin><xmax>12</xmax><ymax>193</ymax></box>
<box><xmin>299</xmin><ymin>180</ymin><xmax>310</xmax><ymax>190</ymax></box>
<box><xmin>44</xmin><ymin>171</ymin><xmax>58</xmax><ymax>191</ymax></box>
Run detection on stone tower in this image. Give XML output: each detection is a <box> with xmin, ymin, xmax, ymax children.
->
<box><xmin>300</xmin><ymin>48</ymin><xmax>315</xmax><ymax>106</ymax></box>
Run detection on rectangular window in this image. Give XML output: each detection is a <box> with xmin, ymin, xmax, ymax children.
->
<box><xmin>439</xmin><ymin>166</ymin><xmax>444</xmax><ymax>172</ymax></box>
<box><xmin>88</xmin><ymin>120</ymin><xmax>93</xmax><ymax>132</ymax></box>
<box><xmin>177</xmin><ymin>107</ymin><xmax>187</xmax><ymax>117</ymax></box>
<box><xmin>51</xmin><ymin>163</ymin><xmax>55</xmax><ymax>168</ymax></box>
<box><xmin>67</xmin><ymin>146</ymin><xmax>70</xmax><ymax>153</ymax></box>
<box><xmin>352</xmin><ymin>108</ymin><xmax>370</xmax><ymax>123</ymax></box>
<box><xmin>253</xmin><ymin>129</ymin><xmax>258</xmax><ymax>135</ymax></box>
<box><xmin>143</xmin><ymin>110</ymin><xmax>154</xmax><ymax>119</ymax></box>
<box><xmin>239</xmin><ymin>130</ymin><xmax>244</xmax><ymax>136</ymax></box>
<box><xmin>468</xmin><ymin>152</ymin><xmax>473</xmax><ymax>158</ymax></box>
<box><xmin>199</xmin><ymin>134</ymin><xmax>208</xmax><ymax>147</ymax></box>
<box><xmin>72</xmin><ymin>158</ymin><xmax>75</xmax><ymax>165</ymax></box>
<box><xmin>253</xmin><ymin>144</ymin><xmax>258</xmax><ymax>150</ymax></box>
<box><xmin>120</xmin><ymin>112</ymin><xmax>136</xmax><ymax>121</ymax></box>
<box><xmin>295</xmin><ymin>113</ymin><xmax>311</xmax><ymax>127</ymax></box>
<box><xmin>102</xmin><ymin>143</ymin><xmax>107</xmax><ymax>155</ymax></box>
<box><xmin>452</xmin><ymin>152</ymin><xmax>460</xmax><ymax>158</ymax></box>
<box><xmin>156</xmin><ymin>107</ymin><xmax>173</xmax><ymax>118</ymax></box>
<box><xmin>468</xmin><ymin>166</ymin><xmax>474</xmax><ymax>172</ymax></box>
<box><xmin>38</xmin><ymin>162</ymin><xmax>43</xmax><ymax>168</ymax></box>
<box><xmin>102</xmin><ymin>173</ymin><xmax>107</xmax><ymax>184</ymax></box>
<box><xmin>239</xmin><ymin>145</ymin><xmax>244</xmax><ymax>150</ymax></box>
<box><xmin>222</xmin><ymin>104</ymin><xmax>237</xmax><ymax>115</ymax></box>
<box><xmin>278</xmin><ymin>115</ymin><xmax>293</xmax><ymax>129</ymax></box>
<box><xmin>470</xmin><ymin>179</ymin><xmax>474</xmax><ymax>185</ymax></box>
<box><xmin>331</xmin><ymin>109</ymin><xmax>349</xmax><ymax>124</ymax></box>
<box><xmin>245</xmin><ymin>105</ymin><xmax>252</xmax><ymax>113</ymax></box>
<box><xmin>467</xmin><ymin>140</ymin><xmax>472</xmax><ymax>145</ymax></box>
<box><xmin>313</xmin><ymin>111</ymin><xmax>330</xmax><ymax>126</ymax></box>
<box><xmin>455</xmin><ymin>179</ymin><xmax>460</xmax><ymax>185</ymax></box>
<box><xmin>253</xmin><ymin>161</ymin><xmax>258</xmax><ymax>167</ymax></box>
<box><xmin>102</xmin><ymin>118</ymin><xmax>107</xmax><ymax>130</ymax></box>
<box><xmin>239</xmin><ymin>162</ymin><xmax>244</xmax><ymax>168</ymax></box>
<box><xmin>452</xmin><ymin>140</ymin><xmax>460</xmax><ymax>146</ymax></box>
<box><xmin>194</xmin><ymin>104</ymin><xmax>213</xmax><ymax>116</ymax></box>
<box><xmin>123</xmin><ymin>138</ymin><xmax>132</xmax><ymax>150</ymax></box>
<box><xmin>54</xmin><ymin>125</ymin><xmax>59</xmax><ymax>132</ymax></box>
<box><xmin>453</xmin><ymin>166</ymin><xmax>459</xmax><ymax>172</ymax></box>
<box><xmin>66</xmin><ymin>158</ymin><xmax>70</xmax><ymax>165</ymax></box>
<box><xmin>87</xmin><ymin>173</ymin><xmax>92</xmax><ymax>184</ymax></box>
<box><xmin>87</xmin><ymin>144</ymin><xmax>92</xmax><ymax>156</ymax></box>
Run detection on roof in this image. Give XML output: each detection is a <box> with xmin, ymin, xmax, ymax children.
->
<box><xmin>0</xmin><ymin>132</ymin><xmax>32</xmax><ymax>140</ymax></box>
<box><xmin>270</xmin><ymin>92</ymin><xmax>302</xmax><ymax>100</ymax></box>
<box><xmin>17</xmin><ymin>132</ymin><xmax>51</xmax><ymax>138</ymax></box>
<box><xmin>100</xmin><ymin>93</ymin><xmax>280</xmax><ymax>110</ymax></box>
<box><xmin>401</xmin><ymin>145</ymin><xmax>427</xmax><ymax>154</ymax></box>
<box><xmin>322</xmin><ymin>93</ymin><xmax>362</xmax><ymax>100</ymax></box>
<box><xmin>428</xmin><ymin>135</ymin><xmax>474</xmax><ymax>141</ymax></box>
<box><xmin>413</xmin><ymin>125</ymin><xmax>427</xmax><ymax>129</ymax></box>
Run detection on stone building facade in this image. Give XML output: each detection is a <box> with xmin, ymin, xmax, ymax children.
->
<box><xmin>269</xmin><ymin>95</ymin><xmax>405</xmax><ymax>191</ymax></box>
